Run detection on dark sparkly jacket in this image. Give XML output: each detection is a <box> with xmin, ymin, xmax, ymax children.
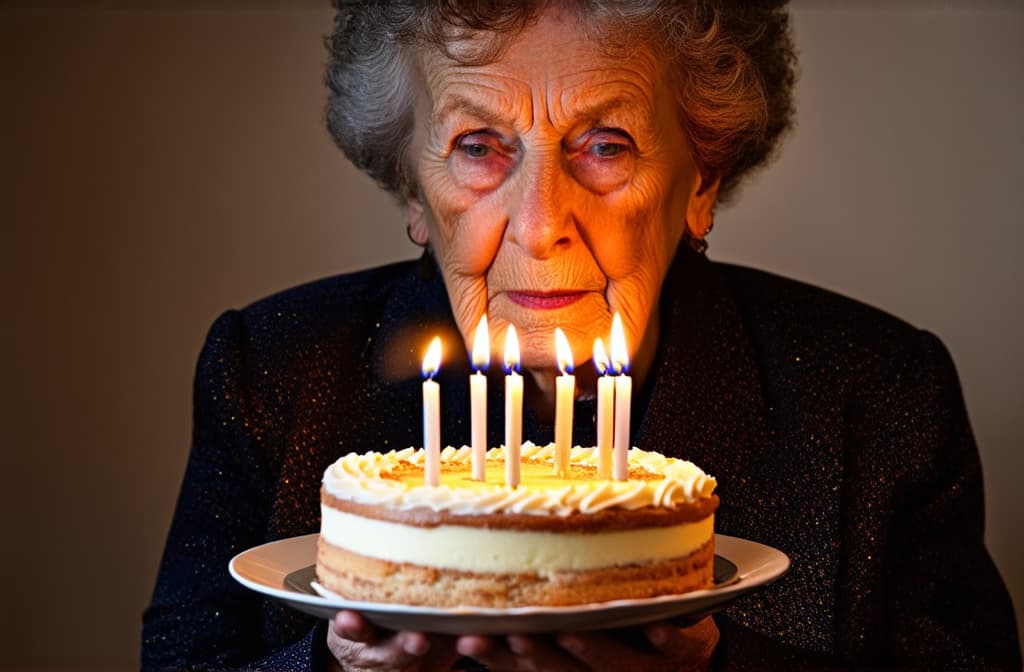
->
<box><xmin>142</xmin><ymin>248</ymin><xmax>1020</xmax><ymax>670</ymax></box>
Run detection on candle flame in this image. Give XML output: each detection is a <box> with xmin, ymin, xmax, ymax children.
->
<box><xmin>610</xmin><ymin>312</ymin><xmax>629</xmax><ymax>374</ymax></box>
<box><xmin>555</xmin><ymin>327</ymin><xmax>574</xmax><ymax>374</ymax></box>
<box><xmin>504</xmin><ymin>324</ymin><xmax>520</xmax><ymax>373</ymax></box>
<box><xmin>593</xmin><ymin>337</ymin><xmax>610</xmax><ymax>375</ymax></box>
<box><xmin>472</xmin><ymin>314</ymin><xmax>490</xmax><ymax>371</ymax></box>
<box><xmin>422</xmin><ymin>336</ymin><xmax>442</xmax><ymax>379</ymax></box>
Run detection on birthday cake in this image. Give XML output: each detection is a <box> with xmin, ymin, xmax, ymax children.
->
<box><xmin>316</xmin><ymin>442</ymin><xmax>718</xmax><ymax>608</ymax></box>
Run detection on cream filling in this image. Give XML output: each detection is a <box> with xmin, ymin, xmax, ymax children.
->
<box><xmin>320</xmin><ymin>506</ymin><xmax>714</xmax><ymax>573</ymax></box>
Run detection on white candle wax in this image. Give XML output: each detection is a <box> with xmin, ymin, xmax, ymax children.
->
<box><xmin>470</xmin><ymin>314</ymin><xmax>489</xmax><ymax>481</ymax></box>
<box><xmin>471</xmin><ymin>372</ymin><xmax>487</xmax><ymax>481</ymax></box>
<box><xmin>610</xmin><ymin>313</ymin><xmax>631</xmax><ymax>481</ymax></box>
<box><xmin>423</xmin><ymin>377</ymin><xmax>441</xmax><ymax>487</ymax></box>
<box><xmin>613</xmin><ymin>373</ymin><xmax>631</xmax><ymax>481</ymax></box>
<box><xmin>593</xmin><ymin>337</ymin><xmax>614</xmax><ymax>480</ymax></box>
<box><xmin>422</xmin><ymin>336</ymin><xmax>442</xmax><ymax>487</ymax></box>
<box><xmin>555</xmin><ymin>373</ymin><xmax>574</xmax><ymax>477</ymax></box>
<box><xmin>597</xmin><ymin>375</ymin><xmax>614</xmax><ymax>479</ymax></box>
<box><xmin>505</xmin><ymin>371</ymin><xmax>522</xmax><ymax>488</ymax></box>
<box><xmin>553</xmin><ymin>328</ymin><xmax>575</xmax><ymax>477</ymax></box>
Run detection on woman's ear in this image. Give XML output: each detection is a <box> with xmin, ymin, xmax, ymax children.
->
<box><xmin>406</xmin><ymin>197</ymin><xmax>429</xmax><ymax>246</ymax></box>
<box><xmin>685</xmin><ymin>174</ymin><xmax>720</xmax><ymax>241</ymax></box>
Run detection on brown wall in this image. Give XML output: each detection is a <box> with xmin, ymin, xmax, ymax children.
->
<box><xmin>2</xmin><ymin>3</ymin><xmax>1021</xmax><ymax>668</ymax></box>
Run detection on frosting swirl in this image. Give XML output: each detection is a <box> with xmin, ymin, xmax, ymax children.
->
<box><xmin>322</xmin><ymin>443</ymin><xmax>716</xmax><ymax>517</ymax></box>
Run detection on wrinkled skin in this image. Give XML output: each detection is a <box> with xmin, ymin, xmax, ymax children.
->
<box><xmin>327</xmin><ymin>610</ymin><xmax>460</xmax><ymax>672</ymax></box>
<box><xmin>407</xmin><ymin>6</ymin><xmax>717</xmax><ymax>406</ymax></box>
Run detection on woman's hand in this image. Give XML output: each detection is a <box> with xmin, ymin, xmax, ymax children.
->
<box><xmin>326</xmin><ymin>610</ymin><xmax>461</xmax><ymax>672</ymax></box>
<box><xmin>455</xmin><ymin>616</ymin><xmax>719</xmax><ymax>672</ymax></box>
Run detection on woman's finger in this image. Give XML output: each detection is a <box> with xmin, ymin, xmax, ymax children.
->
<box><xmin>646</xmin><ymin>616</ymin><xmax>719</xmax><ymax>662</ymax></box>
<box><xmin>333</xmin><ymin>610</ymin><xmax>378</xmax><ymax>644</ymax></box>
<box><xmin>555</xmin><ymin>630</ymin><xmax>655</xmax><ymax>669</ymax></box>
<box><xmin>457</xmin><ymin>635</ymin><xmax>523</xmax><ymax>670</ymax></box>
<box><xmin>457</xmin><ymin>634</ymin><xmax>589</xmax><ymax>672</ymax></box>
<box><xmin>553</xmin><ymin>617</ymin><xmax>719</xmax><ymax>672</ymax></box>
<box><xmin>328</xmin><ymin>612</ymin><xmax>433</xmax><ymax>670</ymax></box>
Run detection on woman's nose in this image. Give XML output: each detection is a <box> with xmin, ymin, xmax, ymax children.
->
<box><xmin>506</xmin><ymin>155</ymin><xmax>573</xmax><ymax>260</ymax></box>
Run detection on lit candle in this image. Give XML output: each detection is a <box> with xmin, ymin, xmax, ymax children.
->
<box><xmin>504</xmin><ymin>325</ymin><xmax>522</xmax><ymax>488</ymax></box>
<box><xmin>470</xmin><ymin>314</ymin><xmax>489</xmax><ymax>481</ymax></box>
<box><xmin>554</xmin><ymin>327</ymin><xmax>575</xmax><ymax>477</ymax></box>
<box><xmin>593</xmin><ymin>338</ymin><xmax>614</xmax><ymax>480</ymax></box>
<box><xmin>421</xmin><ymin>336</ymin><xmax>442</xmax><ymax>487</ymax></box>
<box><xmin>610</xmin><ymin>313</ymin><xmax>631</xmax><ymax>481</ymax></box>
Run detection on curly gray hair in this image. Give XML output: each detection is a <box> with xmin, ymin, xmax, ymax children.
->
<box><xmin>325</xmin><ymin>1</ymin><xmax>796</xmax><ymax>205</ymax></box>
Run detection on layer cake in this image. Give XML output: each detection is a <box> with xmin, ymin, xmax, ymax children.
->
<box><xmin>316</xmin><ymin>442</ymin><xmax>718</xmax><ymax>608</ymax></box>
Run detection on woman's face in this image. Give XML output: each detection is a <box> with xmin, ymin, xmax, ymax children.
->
<box><xmin>407</xmin><ymin>8</ymin><xmax>716</xmax><ymax>378</ymax></box>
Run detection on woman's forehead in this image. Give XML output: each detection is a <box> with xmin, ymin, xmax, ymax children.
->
<box><xmin>425</xmin><ymin>81</ymin><xmax>657</xmax><ymax>138</ymax></box>
<box><xmin>417</xmin><ymin>34</ymin><xmax>664</xmax><ymax>132</ymax></box>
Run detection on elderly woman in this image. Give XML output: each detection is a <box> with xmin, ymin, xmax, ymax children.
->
<box><xmin>143</xmin><ymin>2</ymin><xmax>1019</xmax><ymax>671</ymax></box>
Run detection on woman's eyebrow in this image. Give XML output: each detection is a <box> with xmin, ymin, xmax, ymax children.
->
<box><xmin>432</xmin><ymin>92</ymin><xmax>647</xmax><ymax>130</ymax></box>
<box><xmin>432</xmin><ymin>94</ymin><xmax>508</xmax><ymax>128</ymax></box>
<box><xmin>560</xmin><ymin>96</ymin><xmax>650</xmax><ymax>136</ymax></box>
<box><xmin>570</xmin><ymin>97</ymin><xmax>632</xmax><ymax>124</ymax></box>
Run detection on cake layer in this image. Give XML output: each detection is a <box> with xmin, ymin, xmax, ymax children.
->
<box><xmin>320</xmin><ymin>505</ymin><xmax>714</xmax><ymax>573</ymax></box>
<box><xmin>316</xmin><ymin>536</ymin><xmax>716</xmax><ymax>608</ymax></box>
<box><xmin>323</xmin><ymin>491</ymin><xmax>719</xmax><ymax>531</ymax></box>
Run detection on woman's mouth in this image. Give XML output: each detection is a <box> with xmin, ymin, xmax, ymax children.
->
<box><xmin>505</xmin><ymin>291</ymin><xmax>587</xmax><ymax>310</ymax></box>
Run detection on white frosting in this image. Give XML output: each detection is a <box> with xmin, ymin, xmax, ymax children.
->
<box><xmin>321</xmin><ymin>443</ymin><xmax>717</xmax><ymax>517</ymax></box>
<box><xmin>320</xmin><ymin>506</ymin><xmax>714</xmax><ymax>572</ymax></box>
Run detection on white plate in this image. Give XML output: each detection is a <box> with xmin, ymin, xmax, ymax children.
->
<box><xmin>229</xmin><ymin>533</ymin><xmax>788</xmax><ymax>634</ymax></box>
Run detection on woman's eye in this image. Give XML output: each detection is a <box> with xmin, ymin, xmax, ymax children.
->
<box><xmin>461</xmin><ymin>142</ymin><xmax>492</xmax><ymax>158</ymax></box>
<box><xmin>454</xmin><ymin>132</ymin><xmax>507</xmax><ymax>159</ymax></box>
<box><xmin>569</xmin><ymin>129</ymin><xmax>636</xmax><ymax>193</ymax></box>
<box><xmin>590</xmin><ymin>142</ymin><xmax>626</xmax><ymax>158</ymax></box>
<box><xmin>450</xmin><ymin>131</ymin><xmax>516</xmax><ymax>190</ymax></box>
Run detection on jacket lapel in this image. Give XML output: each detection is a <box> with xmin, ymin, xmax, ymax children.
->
<box><xmin>640</xmin><ymin>249</ymin><xmax>836</xmax><ymax>653</ymax></box>
<box><xmin>637</xmin><ymin>248</ymin><xmax>778</xmax><ymax>514</ymax></box>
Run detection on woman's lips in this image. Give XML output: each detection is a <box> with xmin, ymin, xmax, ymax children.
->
<box><xmin>505</xmin><ymin>291</ymin><xmax>587</xmax><ymax>310</ymax></box>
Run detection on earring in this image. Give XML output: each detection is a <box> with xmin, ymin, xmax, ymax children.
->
<box><xmin>684</xmin><ymin>220</ymin><xmax>713</xmax><ymax>254</ymax></box>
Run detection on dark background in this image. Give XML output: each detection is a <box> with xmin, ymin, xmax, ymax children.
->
<box><xmin>2</xmin><ymin>2</ymin><xmax>1021</xmax><ymax>669</ymax></box>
